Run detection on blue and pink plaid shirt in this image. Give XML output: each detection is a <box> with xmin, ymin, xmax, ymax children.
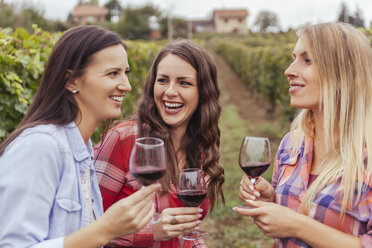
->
<box><xmin>272</xmin><ymin>132</ymin><xmax>372</xmax><ymax>248</ymax></box>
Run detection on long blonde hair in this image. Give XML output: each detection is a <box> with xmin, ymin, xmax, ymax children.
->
<box><xmin>290</xmin><ymin>23</ymin><xmax>372</xmax><ymax>218</ymax></box>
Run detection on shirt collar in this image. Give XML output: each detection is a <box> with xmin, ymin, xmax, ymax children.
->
<box><xmin>278</xmin><ymin>133</ymin><xmax>312</xmax><ymax>166</ymax></box>
<box><xmin>64</xmin><ymin>122</ymin><xmax>94</xmax><ymax>162</ymax></box>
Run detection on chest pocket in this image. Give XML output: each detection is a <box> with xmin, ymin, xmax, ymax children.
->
<box><xmin>48</xmin><ymin>198</ymin><xmax>82</xmax><ymax>237</ymax></box>
<box><xmin>56</xmin><ymin>198</ymin><xmax>81</xmax><ymax>212</ymax></box>
<box><xmin>276</xmin><ymin>149</ymin><xmax>300</xmax><ymax>187</ymax></box>
<box><xmin>49</xmin><ymin>153</ymin><xmax>83</xmax><ymax>237</ymax></box>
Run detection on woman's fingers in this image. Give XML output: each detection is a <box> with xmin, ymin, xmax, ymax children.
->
<box><xmin>240</xmin><ymin>175</ymin><xmax>275</xmax><ymax>202</ymax></box>
<box><xmin>168</xmin><ymin>219</ymin><xmax>200</xmax><ymax>232</ymax></box>
<box><xmin>135</xmin><ymin>202</ymin><xmax>156</xmax><ymax>229</ymax></box>
<box><xmin>162</xmin><ymin>207</ymin><xmax>200</xmax><ymax>216</ymax></box>
<box><xmin>165</xmin><ymin>212</ymin><xmax>200</xmax><ymax>225</ymax></box>
<box><xmin>232</xmin><ymin>200</ymin><xmax>269</xmax><ymax>216</ymax></box>
<box><xmin>153</xmin><ymin>207</ymin><xmax>201</xmax><ymax>241</ymax></box>
<box><xmin>239</xmin><ymin>175</ymin><xmax>259</xmax><ymax>201</ymax></box>
<box><xmin>165</xmin><ymin>208</ymin><xmax>201</xmax><ymax>230</ymax></box>
<box><xmin>239</xmin><ymin>185</ymin><xmax>256</xmax><ymax>201</ymax></box>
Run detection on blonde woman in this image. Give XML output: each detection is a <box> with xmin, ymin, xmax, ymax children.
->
<box><xmin>234</xmin><ymin>22</ymin><xmax>372</xmax><ymax>247</ymax></box>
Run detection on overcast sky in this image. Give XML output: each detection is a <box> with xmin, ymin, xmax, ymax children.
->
<box><xmin>6</xmin><ymin>0</ymin><xmax>372</xmax><ymax>30</ymax></box>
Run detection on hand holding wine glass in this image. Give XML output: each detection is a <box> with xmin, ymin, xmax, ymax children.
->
<box><xmin>177</xmin><ymin>168</ymin><xmax>208</xmax><ymax>240</ymax></box>
<box><xmin>129</xmin><ymin>137</ymin><xmax>167</xmax><ymax>224</ymax></box>
<box><xmin>238</xmin><ymin>136</ymin><xmax>271</xmax><ymax>208</ymax></box>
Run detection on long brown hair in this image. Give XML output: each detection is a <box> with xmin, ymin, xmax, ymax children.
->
<box><xmin>137</xmin><ymin>40</ymin><xmax>225</xmax><ymax>210</ymax></box>
<box><xmin>0</xmin><ymin>25</ymin><xmax>124</xmax><ymax>155</ymax></box>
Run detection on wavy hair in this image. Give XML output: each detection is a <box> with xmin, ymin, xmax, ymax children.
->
<box><xmin>289</xmin><ymin>23</ymin><xmax>372</xmax><ymax>218</ymax></box>
<box><xmin>0</xmin><ymin>25</ymin><xmax>124</xmax><ymax>155</ymax></box>
<box><xmin>136</xmin><ymin>40</ymin><xmax>224</xmax><ymax>210</ymax></box>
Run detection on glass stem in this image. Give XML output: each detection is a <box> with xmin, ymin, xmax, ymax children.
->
<box><xmin>250</xmin><ymin>177</ymin><xmax>257</xmax><ymax>185</ymax></box>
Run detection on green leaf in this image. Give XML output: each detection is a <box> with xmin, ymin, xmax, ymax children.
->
<box><xmin>15</xmin><ymin>27</ymin><xmax>30</xmax><ymax>39</ymax></box>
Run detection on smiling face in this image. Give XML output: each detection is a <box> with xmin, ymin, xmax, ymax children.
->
<box><xmin>153</xmin><ymin>54</ymin><xmax>199</xmax><ymax>131</ymax></box>
<box><xmin>73</xmin><ymin>44</ymin><xmax>131</xmax><ymax>125</ymax></box>
<box><xmin>285</xmin><ymin>38</ymin><xmax>320</xmax><ymax>112</ymax></box>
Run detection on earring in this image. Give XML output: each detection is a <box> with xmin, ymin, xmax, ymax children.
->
<box><xmin>72</xmin><ymin>87</ymin><xmax>77</xmax><ymax>94</ymax></box>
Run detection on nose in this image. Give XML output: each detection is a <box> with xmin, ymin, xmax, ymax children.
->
<box><xmin>117</xmin><ymin>73</ymin><xmax>132</xmax><ymax>92</ymax></box>
<box><xmin>164</xmin><ymin>81</ymin><xmax>178</xmax><ymax>97</ymax></box>
<box><xmin>284</xmin><ymin>61</ymin><xmax>298</xmax><ymax>79</ymax></box>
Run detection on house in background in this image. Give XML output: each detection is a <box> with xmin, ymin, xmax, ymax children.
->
<box><xmin>73</xmin><ymin>5</ymin><xmax>106</xmax><ymax>25</ymax></box>
<box><xmin>190</xmin><ymin>8</ymin><xmax>249</xmax><ymax>34</ymax></box>
<box><xmin>149</xmin><ymin>16</ymin><xmax>162</xmax><ymax>40</ymax></box>
<box><xmin>213</xmin><ymin>9</ymin><xmax>249</xmax><ymax>34</ymax></box>
<box><xmin>190</xmin><ymin>19</ymin><xmax>214</xmax><ymax>33</ymax></box>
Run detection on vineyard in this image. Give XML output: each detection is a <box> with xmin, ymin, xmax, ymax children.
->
<box><xmin>211</xmin><ymin>33</ymin><xmax>297</xmax><ymax>124</ymax></box>
<box><xmin>2</xmin><ymin>26</ymin><xmax>372</xmax><ymax>142</ymax></box>
<box><xmin>1</xmin><ymin>26</ymin><xmax>372</xmax><ymax>248</ymax></box>
<box><xmin>211</xmin><ymin>27</ymin><xmax>372</xmax><ymax>125</ymax></box>
<box><xmin>0</xmin><ymin>26</ymin><xmax>162</xmax><ymax>142</ymax></box>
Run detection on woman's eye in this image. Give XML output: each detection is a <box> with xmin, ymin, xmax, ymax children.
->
<box><xmin>180</xmin><ymin>81</ymin><xmax>192</xmax><ymax>86</ymax></box>
<box><xmin>108</xmin><ymin>71</ymin><xmax>118</xmax><ymax>76</ymax></box>
<box><xmin>156</xmin><ymin>78</ymin><xmax>167</xmax><ymax>83</ymax></box>
<box><xmin>304</xmin><ymin>58</ymin><xmax>312</xmax><ymax>63</ymax></box>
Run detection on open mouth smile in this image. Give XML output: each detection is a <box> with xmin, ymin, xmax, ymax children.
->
<box><xmin>163</xmin><ymin>101</ymin><xmax>184</xmax><ymax>113</ymax></box>
<box><xmin>110</xmin><ymin>96</ymin><xmax>123</xmax><ymax>102</ymax></box>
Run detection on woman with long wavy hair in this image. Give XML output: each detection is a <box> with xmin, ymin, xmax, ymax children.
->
<box><xmin>94</xmin><ymin>39</ymin><xmax>225</xmax><ymax>248</ymax></box>
<box><xmin>235</xmin><ymin>22</ymin><xmax>372</xmax><ymax>247</ymax></box>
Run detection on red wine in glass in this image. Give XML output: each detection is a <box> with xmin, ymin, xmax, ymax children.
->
<box><xmin>238</xmin><ymin>136</ymin><xmax>271</xmax><ymax>208</ymax></box>
<box><xmin>131</xmin><ymin>166</ymin><xmax>166</xmax><ymax>186</ymax></box>
<box><xmin>130</xmin><ymin>137</ymin><xmax>166</xmax><ymax>224</ymax></box>
<box><xmin>240</xmin><ymin>162</ymin><xmax>270</xmax><ymax>181</ymax></box>
<box><xmin>177</xmin><ymin>190</ymin><xmax>207</xmax><ymax>207</ymax></box>
<box><xmin>178</xmin><ymin>168</ymin><xmax>209</xmax><ymax>241</ymax></box>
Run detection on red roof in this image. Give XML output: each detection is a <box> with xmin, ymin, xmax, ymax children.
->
<box><xmin>213</xmin><ymin>9</ymin><xmax>249</xmax><ymax>18</ymax></box>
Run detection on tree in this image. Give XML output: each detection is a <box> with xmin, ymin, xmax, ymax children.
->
<box><xmin>117</xmin><ymin>5</ymin><xmax>161</xmax><ymax>39</ymax></box>
<box><xmin>337</xmin><ymin>2</ymin><xmax>349</xmax><ymax>23</ymax></box>
<box><xmin>0</xmin><ymin>2</ymin><xmax>17</xmax><ymax>28</ymax></box>
<box><xmin>78</xmin><ymin>0</ymin><xmax>98</xmax><ymax>5</ymax></box>
<box><xmin>0</xmin><ymin>1</ymin><xmax>53</xmax><ymax>32</ymax></box>
<box><xmin>105</xmin><ymin>0</ymin><xmax>122</xmax><ymax>22</ymax></box>
<box><xmin>254</xmin><ymin>10</ymin><xmax>279</xmax><ymax>32</ymax></box>
<box><xmin>350</xmin><ymin>6</ymin><xmax>364</xmax><ymax>28</ymax></box>
<box><xmin>159</xmin><ymin>17</ymin><xmax>188</xmax><ymax>39</ymax></box>
<box><xmin>337</xmin><ymin>2</ymin><xmax>365</xmax><ymax>28</ymax></box>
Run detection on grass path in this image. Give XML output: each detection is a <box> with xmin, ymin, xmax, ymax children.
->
<box><xmin>200</xmin><ymin>43</ymin><xmax>289</xmax><ymax>248</ymax></box>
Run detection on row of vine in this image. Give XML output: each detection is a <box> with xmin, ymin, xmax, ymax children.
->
<box><xmin>0</xmin><ymin>26</ymin><xmax>162</xmax><ymax>142</ymax></box>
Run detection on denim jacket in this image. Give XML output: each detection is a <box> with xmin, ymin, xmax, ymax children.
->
<box><xmin>0</xmin><ymin>122</ymin><xmax>103</xmax><ymax>248</ymax></box>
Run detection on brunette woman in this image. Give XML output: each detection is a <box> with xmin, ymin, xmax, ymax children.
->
<box><xmin>0</xmin><ymin>25</ymin><xmax>157</xmax><ymax>248</ymax></box>
<box><xmin>94</xmin><ymin>40</ymin><xmax>225</xmax><ymax>248</ymax></box>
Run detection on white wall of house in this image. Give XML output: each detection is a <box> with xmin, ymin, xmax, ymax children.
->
<box><xmin>214</xmin><ymin>17</ymin><xmax>248</xmax><ymax>34</ymax></box>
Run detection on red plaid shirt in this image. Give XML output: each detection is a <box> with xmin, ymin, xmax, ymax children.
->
<box><xmin>94</xmin><ymin>121</ymin><xmax>209</xmax><ymax>248</ymax></box>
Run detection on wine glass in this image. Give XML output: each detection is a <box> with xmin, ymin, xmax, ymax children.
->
<box><xmin>177</xmin><ymin>168</ymin><xmax>208</xmax><ymax>240</ymax></box>
<box><xmin>129</xmin><ymin>137</ymin><xmax>166</xmax><ymax>224</ymax></box>
<box><xmin>238</xmin><ymin>136</ymin><xmax>271</xmax><ymax>207</ymax></box>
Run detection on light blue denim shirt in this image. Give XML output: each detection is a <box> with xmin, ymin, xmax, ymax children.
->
<box><xmin>0</xmin><ymin>122</ymin><xmax>103</xmax><ymax>248</ymax></box>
